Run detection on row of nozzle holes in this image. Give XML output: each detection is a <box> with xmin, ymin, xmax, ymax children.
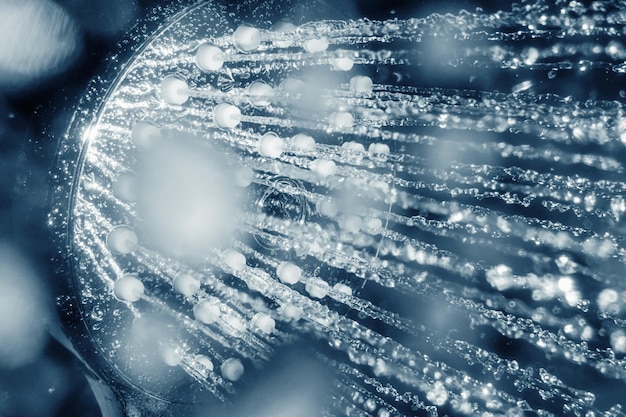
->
<box><xmin>100</xmin><ymin>22</ymin><xmax>387</xmax><ymax>384</ymax></box>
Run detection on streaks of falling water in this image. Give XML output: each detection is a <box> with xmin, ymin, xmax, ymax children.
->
<box><xmin>55</xmin><ymin>0</ymin><xmax>626</xmax><ymax>416</ymax></box>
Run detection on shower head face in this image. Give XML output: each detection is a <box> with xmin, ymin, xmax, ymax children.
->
<box><xmin>50</xmin><ymin>0</ymin><xmax>626</xmax><ymax>415</ymax></box>
<box><xmin>50</xmin><ymin>0</ymin><xmax>348</xmax><ymax>408</ymax></box>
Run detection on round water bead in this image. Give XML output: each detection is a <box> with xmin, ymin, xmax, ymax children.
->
<box><xmin>365</xmin><ymin>217</ymin><xmax>383</xmax><ymax>234</ymax></box>
<box><xmin>195</xmin><ymin>355</ymin><xmax>214</xmax><ymax>371</ymax></box>
<box><xmin>248</xmin><ymin>81</ymin><xmax>273</xmax><ymax>107</ymax></box>
<box><xmin>316</xmin><ymin>200</ymin><xmax>338</xmax><ymax>217</ymax></box>
<box><xmin>106</xmin><ymin>225</ymin><xmax>138</xmax><ymax>255</ymax></box>
<box><xmin>331</xmin><ymin>56</ymin><xmax>354</xmax><ymax>71</ymax></box>
<box><xmin>339</xmin><ymin>214</ymin><xmax>362</xmax><ymax>233</ymax></box>
<box><xmin>281</xmin><ymin>304</ymin><xmax>303</xmax><ymax>320</ymax></box>
<box><xmin>251</xmin><ymin>312</ymin><xmax>275</xmax><ymax>334</ymax></box>
<box><xmin>160</xmin><ymin>75</ymin><xmax>189</xmax><ymax>105</ymax></box>
<box><xmin>349</xmin><ymin>75</ymin><xmax>373</xmax><ymax>93</ymax></box>
<box><xmin>305</xmin><ymin>278</ymin><xmax>329</xmax><ymax>299</ymax></box>
<box><xmin>276</xmin><ymin>261</ymin><xmax>302</xmax><ymax>284</ymax></box>
<box><xmin>233</xmin><ymin>24</ymin><xmax>261</xmax><ymax>52</ymax></box>
<box><xmin>310</xmin><ymin>159</ymin><xmax>337</xmax><ymax>178</ymax></box>
<box><xmin>342</xmin><ymin>141</ymin><xmax>365</xmax><ymax>162</ymax></box>
<box><xmin>172</xmin><ymin>273</ymin><xmax>200</xmax><ymax>297</ymax></box>
<box><xmin>258</xmin><ymin>132</ymin><xmax>284</xmax><ymax>158</ymax></box>
<box><xmin>303</xmin><ymin>37</ymin><xmax>328</xmax><ymax>53</ymax></box>
<box><xmin>271</xmin><ymin>21</ymin><xmax>297</xmax><ymax>48</ymax></box>
<box><xmin>131</xmin><ymin>121</ymin><xmax>160</xmax><ymax>149</ymax></box>
<box><xmin>332</xmin><ymin>282</ymin><xmax>353</xmax><ymax>296</ymax></box>
<box><xmin>290</xmin><ymin>133</ymin><xmax>316</xmax><ymax>152</ymax></box>
<box><xmin>222</xmin><ymin>249</ymin><xmax>246</xmax><ymax>271</ymax></box>
<box><xmin>342</xmin><ymin>141</ymin><xmax>365</xmax><ymax>153</ymax></box>
<box><xmin>194</xmin><ymin>300</ymin><xmax>221</xmax><ymax>324</ymax></box>
<box><xmin>610</xmin><ymin>329</ymin><xmax>626</xmax><ymax>353</ymax></box>
<box><xmin>368</xmin><ymin>142</ymin><xmax>390</xmax><ymax>156</ymax></box>
<box><xmin>112</xmin><ymin>172</ymin><xmax>137</xmax><ymax>202</ymax></box>
<box><xmin>330</xmin><ymin>111</ymin><xmax>354</xmax><ymax>128</ymax></box>
<box><xmin>213</xmin><ymin>103</ymin><xmax>241</xmax><ymax>129</ymax></box>
<box><xmin>113</xmin><ymin>274</ymin><xmax>144</xmax><ymax>302</ymax></box>
<box><xmin>221</xmin><ymin>358</ymin><xmax>244</xmax><ymax>381</ymax></box>
<box><xmin>195</xmin><ymin>43</ymin><xmax>225</xmax><ymax>71</ymax></box>
<box><xmin>195</xmin><ymin>355</ymin><xmax>214</xmax><ymax>377</ymax></box>
<box><xmin>159</xmin><ymin>345</ymin><xmax>182</xmax><ymax>367</ymax></box>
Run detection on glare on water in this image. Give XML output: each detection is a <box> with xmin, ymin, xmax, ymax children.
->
<box><xmin>53</xmin><ymin>0</ymin><xmax>626</xmax><ymax>415</ymax></box>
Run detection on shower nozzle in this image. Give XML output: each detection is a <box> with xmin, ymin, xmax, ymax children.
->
<box><xmin>48</xmin><ymin>1</ymin><xmax>626</xmax><ymax>416</ymax></box>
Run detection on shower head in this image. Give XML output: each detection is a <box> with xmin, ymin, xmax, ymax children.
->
<box><xmin>45</xmin><ymin>0</ymin><xmax>626</xmax><ymax>416</ymax></box>
<box><xmin>48</xmin><ymin>1</ymin><xmax>356</xmax><ymax>415</ymax></box>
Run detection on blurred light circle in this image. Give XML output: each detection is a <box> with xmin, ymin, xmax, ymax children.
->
<box><xmin>0</xmin><ymin>243</ymin><xmax>49</xmax><ymax>369</ymax></box>
<box><xmin>0</xmin><ymin>0</ymin><xmax>80</xmax><ymax>91</ymax></box>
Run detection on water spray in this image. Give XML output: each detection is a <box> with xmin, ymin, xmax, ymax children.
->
<box><xmin>49</xmin><ymin>0</ymin><xmax>626</xmax><ymax>416</ymax></box>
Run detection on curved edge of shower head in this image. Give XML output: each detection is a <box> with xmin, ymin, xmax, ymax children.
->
<box><xmin>42</xmin><ymin>0</ymin><xmax>356</xmax><ymax>415</ymax></box>
<box><xmin>42</xmin><ymin>1</ymin><xmax>208</xmax><ymax>416</ymax></box>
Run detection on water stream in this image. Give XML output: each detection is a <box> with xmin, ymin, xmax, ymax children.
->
<box><xmin>57</xmin><ymin>0</ymin><xmax>626</xmax><ymax>415</ymax></box>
